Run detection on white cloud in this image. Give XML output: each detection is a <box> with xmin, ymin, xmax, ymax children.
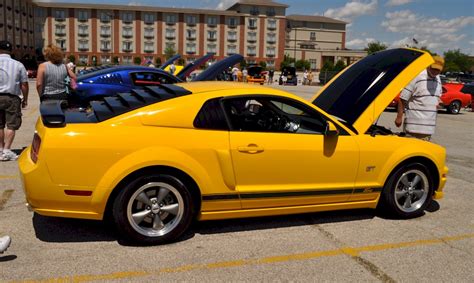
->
<box><xmin>324</xmin><ymin>0</ymin><xmax>378</xmax><ymax>23</ymax></box>
<box><xmin>346</xmin><ymin>37</ymin><xmax>377</xmax><ymax>49</ymax></box>
<box><xmin>216</xmin><ymin>0</ymin><xmax>236</xmax><ymax>10</ymax></box>
<box><xmin>386</xmin><ymin>0</ymin><xmax>413</xmax><ymax>6</ymax></box>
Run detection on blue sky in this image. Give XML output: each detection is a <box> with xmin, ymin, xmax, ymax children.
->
<box><xmin>37</xmin><ymin>0</ymin><xmax>474</xmax><ymax>55</ymax></box>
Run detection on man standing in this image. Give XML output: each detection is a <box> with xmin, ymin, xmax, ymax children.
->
<box><xmin>169</xmin><ymin>61</ymin><xmax>176</xmax><ymax>75</ymax></box>
<box><xmin>268</xmin><ymin>69</ymin><xmax>274</xmax><ymax>84</ymax></box>
<box><xmin>395</xmin><ymin>55</ymin><xmax>444</xmax><ymax>141</ymax></box>
<box><xmin>0</xmin><ymin>40</ymin><xmax>29</xmax><ymax>161</ymax></box>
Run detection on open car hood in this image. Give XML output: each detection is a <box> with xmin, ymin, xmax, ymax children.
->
<box><xmin>176</xmin><ymin>54</ymin><xmax>213</xmax><ymax>80</ymax></box>
<box><xmin>311</xmin><ymin>48</ymin><xmax>434</xmax><ymax>134</ymax></box>
<box><xmin>159</xmin><ymin>54</ymin><xmax>181</xmax><ymax>70</ymax></box>
<box><xmin>192</xmin><ymin>54</ymin><xmax>243</xmax><ymax>81</ymax></box>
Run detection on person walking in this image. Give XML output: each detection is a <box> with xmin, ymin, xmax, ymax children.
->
<box><xmin>36</xmin><ymin>44</ymin><xmax>76</xmax><ymax>102</ymax></box>
<box><xmin>395</xmin><ymin>55</ymin><xmax>445</xmax><ymax>141</ymax></box>
<box><xmin>232</xmin><ymin>66</ymin><xmax>239</xmax><ymax>81</ymax></box>
<box><xmin>307</xmin><ymin>70</ymin><xmax>314</xmax><ymax>86</ymax></box>
<box><xmin>169</xmin><ymin>62</ymin><xmax>176</xmax><ymax>75</ymax></box>
<box><xmin>242</xmin><ymin>68</ymin><xmax>248</xmax><ymax>83</ymax></box>
<box><xmin>268</xmin><ymin>69</ymin><xmax>274</xmax><ymax>84</ymax></box>
<box><xmin>303</xmin><ymin>70</ymin><xmax>308</xmax><ymax>85</ymax></box>
<box><xmin>0</xmin><ymin>40</ymin><xmax>28</xmax><ymax>161</ymax></box>
<box><xmin>0</xmin><ymin>235</ymin><xmax>11</xmax><ymax>253</ymax></box>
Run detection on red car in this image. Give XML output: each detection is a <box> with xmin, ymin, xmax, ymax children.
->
<box><xmin>388</xmin><ymin>82</ymin><xmax>472</xmax><ymax>114</ymax></box>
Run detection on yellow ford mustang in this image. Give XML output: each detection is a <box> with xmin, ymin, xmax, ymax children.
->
<box><xmin>19</xmin><ymin>49</ymin><xmax>448</xmax><ymax>245</ymax></box>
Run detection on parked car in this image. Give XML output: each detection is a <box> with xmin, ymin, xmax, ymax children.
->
<box><xmin>20</xmin><ymin>49</ymin><xmax>447</xmax><ymax>245</ymax></box>
<box><xmin>388</xmin><ymin>82</ymin><xmax>472</xmax><ymax>114</ymax></box>
<box><xmin>72</xmin><ymin>54</ymin><xmax>242</xmax><ymax>105</ymax></box>
<box><xmin>246</xmin><ymin>65</ymin><xmax>266</xmax><ymax>84</ymax></box>
<box><xmin>279</xmin><ymin>66</ymin><xmax>297</xmax><ymax>85</ymax></box>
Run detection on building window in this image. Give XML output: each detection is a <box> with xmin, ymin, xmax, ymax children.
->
<box><xmin>122</xmin><ymin>56</ymin><xmax>132</xmax><ymax>65</ymax></box>
<box><xmin>78</xmin><ymin>25</ymin><xmax>88</xmax><ymax>36</ymax></box>
<box><xmin>54</xmin><ymin>10</ymin><xmax>65</xmax><ymax>21</ymax></box>
<box><xmin>56</xmin><ymin>39</ymin><xmax>66</xmax><ymax>50</ymax></box>
<box><xmin>267</xmin><ymin>60</ymin><xmax>275</xmax><ymax>67</ymax></box>
<box><xmin>100</xmin><ymin>25</ymin><xmax>111</xmax><ymax>37</ymax></box>
<box><xmin>144</xmin><ymin>27</ymin><xmax>154</xmax><ymax>38</ymax></box>
<box><xmin>101</xmin><ymin>55</ymin><xmax>111</xmax><ymax>64</ymax></box>
<box><xmin>122</xmin><ymin>41</ymin><xmax>133</xmax><ymax>52</ymax></box>
<box><xmin>165</xmin><ymin>14</ymin><xmax>176</xmax><ymax>25</ymax></box>
<box><xmin>186</xmin><ymin>43</ymin><xmax>196</xmax><ymax>54</ymax></box>
<box><xmin>310</xmin><ymin>59</ymin><xmax>317</xmax><ymax>70</ymax></box>
<box><xmin>123</xmin><ymin>26</ymin><xmax>133</xmax><ymax>37</ymax></box>
<box><xmin>165</xmin><ymin>42</ymin><xmax>176</xmax><ymax>50</ymax></box>
<box><xmin>79</xmin><ymin>55</ymin><xmax>88</xmax><ymax>65</ymax></box>
<box><xmin>310</xmin><ymin>32</ymin><xmax>316</xmax><ymax>41</ymax></box>
<box><xmin>207</xmin><ymin>43</ymin><xmax>216</xmax><ymax>54</ymax></box>
<box><xmin>166</xmin><ymin>28</ymin><xmax>175</xmax><ymax>39</ymax></box>
<box><xmin>250</xmin><ymin>6</ymin><xmax>259</xmax><ymax>16</ymax></box>
<box><xmin>144</xmin><ymin>42</ymin><xmax>154</xmax><ymax>52</ymax></box>
<box><xmin>100</xmin><ymin>12</ymin><xmax>112</xmax><ymax>23</ymax></box>
<box><xmin>247</xmin><ymin>31</ymin><xmax>257</xmax><ymax>42</ymax></box>
<box><xmin>78</xmin><ymin>40</ymin><xmax>89</xmax><ymax>51</ymax></box>
<box><xmin>267</xmin><ymin>33</ymin><xmax>276</xmax><ymax>44</ymax></box>
<box><xmin>227</xmin><ymin>31</ymin><xmax>237</xmax><ymax>41</ymax></box>
<box><xmin>186</xmin><ymin>15</ymin><xmax>197</xmax><ymax>26</ymax></box>
<box><xmin>228</xmin><ymin>17</ymin><xmax>237</xmax><ymax>27</ymax></box>
<box><xmin>55</xmin><ymin>24</ymin><xmax>66</xmax><ymax>36</ymax></box>
<box><xmin>78</xmin><ymin>10</ymin><xmax>88</xmax><ymax>22</ymax></box>
<box><xmin>227</xmin><ymin>45</ymin><xmax>236</xmax><ymax>55</ymax></box>
<box><xmin>247</xmin><ymin>46</ymin><xmax>256</xmax><ymax>56</ymax></box>
<box><xmin>268</xmin><ymin>19</ymin><xmax>277</xmax><ymax>29</ymax></box>
<box><xmin>207</xmin><ymin>16</ymin><xmax>217</xmax><ymax>26</ymax></box>
<box><xmin>122</xmin><ymin>12</ymin><xmax>133</xmax><ymax>23</ymax></box>
<box><xmin>144</xmin><ymin>13</ymin><xmax>155</xmax><ymax>24</ymax></box>
<box><xmin>248</xmin><ymin>18</ymin><xmax>257</xmax><ymax>29</ymax></box>
<box><xmin>186</xmin><ymin>29</ymin><xmax>196</xmax><ymax>40</ymax></box>
<box><xmin>207</xmin><ymin>30</ymin><xmax>217</xmax><ymax>41</ymax></box>
<box><xmin>267</xmin><ymin>7</ymin><xmax>276</xmax><ymax>17</ymax></box>
<box><xmin>100</xmin><ymin>40</ymin><xmax>111</xmax><ymax>51</ymax></box>
<box><xmin>266</xmin><ymin>47</ymin><xmax>275</xmax><ymax>57</ymax></box>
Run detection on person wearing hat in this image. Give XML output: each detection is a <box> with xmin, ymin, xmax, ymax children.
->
<box><xmin>395</xmin><ymin>55</ymin><xmax>445</xmax><ymax>141</ymax></box>
<box><xmin>0</xmin><ymin>40</ymin><xmax>29</xmax><ymax>161</ymax></box>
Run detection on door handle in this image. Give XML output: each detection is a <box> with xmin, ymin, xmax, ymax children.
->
<box><xmin>237</xmin><ymin>144</ymin><xmax>264</xmax><ymax>154</ymax></box>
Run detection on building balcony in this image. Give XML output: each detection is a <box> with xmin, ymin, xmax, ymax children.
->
<box><xmin>186</xmin><ymin>36</ymin><xmax>196</xmax><ymax>40</ymax></box>
<box><xmin>144</xmin><ymin>49</ymin><xmax>154</xmax><ymax>53</ymax></box>
<box><xmin>165</xmin><ymin>34</ymin><xmax>176</xmax><ymax>40</ymax></box>
<box><xmin>78</xmin><ymin>32</ymin><xmax>89</xmax><ymax>37</ymax></box>
<box><xmin>144</xmin><ymin>34</ymin><xmax>155</xmax><ymax>39</ymax></box>
<box><xmin>248</xmin><ymin>25</ymin><xmax>257</xmax><ymax>30</ymax></box>
<box><xmin>78</xmin><ymin>47</ymin><xmax>89</xmax><ymax>51</ymax></box>
<box><xmin>122</xmin><ymin>47</ymin><xmax>133</xmax><ymax>52</ymax></box>
<box><xmin>123</xmin><ymin>19</ymin><xmax>133</xmax><ymax>24</ymax></box>
<box><xmin>78</xmin><ymin>18</ymin><xmax>88</xmax><ymax>22</ymax></box>
<box><xmin>100</xmin><ymin>47</ymin><xmax>111</xmax><ymax>52</ymax></box>
<box><xmin>247</xmin><ymin>38</ymin><xmax>257</xmax><ymax>43</ymax></box>
<box><xmin>228</xmin><ymin>24</ymin><xmax>237</xmax><ymax>29</ymax></box>
<box><xmin>267</xmin><ymin>39</ymin><xmax>276</xmax><ymax>44</ymax></box>
<box><xmin>144</xmin><ymin>21</ymin><xmax>154</xmax><ymax>25</ymax></box>
<box><xmin>55</xmin><ymin>17</ymin><xmax>66</xmax><ymax>22</ymax></box>
<box><xmin>227</xmin><ymin>37</ymin><xmax>237</xmax><ymax>42</ymax></box>
<box><xmin>207</xmin><ymin>37</ymin><xmax>217</xmax><ymax>41</ymax></box>
<box><xmin>100</xmin><ymin>32</ymin><xmax>111</xmax><ymax>37</ymax></box>
<box><xmin>165</xmin><ymin>21</ymin><xmax>176</xmax><ymax>26</ymax></box>
<box><xmin>187</xmin><ymin>22</ymin><xmax>197</xmax><ymax>27</ymax></box>
<box><xmin>122</xmin><ymin>34</ymin><xmax>133</xmax><ymax>38</ymax></box>
<box><xmin>100</xmin><ymin>18</ymin><xmax>111</xmax><ymax>23</ymax></box>
<box><xmin>266</xmin><ymin>53</ymin><xmax>275</xmax><ymax>57</ymax></box>
<box><xmin>247</xmin><ymin>52</ymin><xmax>256</xmax><ymax>57</ymax></box>
<box><xmin>55</xmin><ymin>31</ymin><xmax>66</xmax><ymax>36</ymax></box>
<box><xmin>227</xmin><ymin>51</ymin><xmax>236</xmax><ymax>56</ymax></box>
<box><xmin>267</xmin><ymin>25</ymin><xmax>277</xmax><ymax>30</ymax></box>
<box><xmin>186</xmin><ymin>50</ymin><xmax>196</xmax><ymax>54</ymax></box>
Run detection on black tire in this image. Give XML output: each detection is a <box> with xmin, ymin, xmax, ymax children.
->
<box><xmin>112</xmin><ymin>174</ymin><xmax>195</xmax><ymax>245</ymax></box>
<box><xmin>447</xmin><ymin>100</ymin><xmax>461</xmax><ymax>114</ymax></box>
<box><xmin>380</xmin><ymin>163</ymin><xmax>434</xmax><ymax>218</ymax></box>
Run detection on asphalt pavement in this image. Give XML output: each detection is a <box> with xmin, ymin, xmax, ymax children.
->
<box><xmin>0</xmin><ymin>81</ymin><xmax>473</xmax><ymax>282</ymax></box>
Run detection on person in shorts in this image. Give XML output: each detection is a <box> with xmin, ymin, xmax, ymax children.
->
<box><xmin>0</xmin><ymin>40</ymin><xmax>29</xmax><ymax>161</ymax></box>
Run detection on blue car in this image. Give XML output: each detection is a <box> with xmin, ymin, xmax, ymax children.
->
<box><xmin>72</xmin><ymin>54</ymin><xmax>242</xmax><ymax>106</ymax></box>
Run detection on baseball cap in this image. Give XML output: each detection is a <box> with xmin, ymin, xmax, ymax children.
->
<box><xmin>430</xmin><ymin>55</ymin><xmax>444</xmax><ymax>71</ymax></box>
<box><xmin>0</xmin><ymin>40</ymin><xmax>12</xmax><ymax>52</ymax></box>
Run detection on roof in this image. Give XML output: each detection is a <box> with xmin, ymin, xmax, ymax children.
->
<box><xmin>33</xmin><ymin>1</ymin><xmax>238</xmax><ymax>16</ymax></box>
<box><xmin>286</xmin><ymin>14</ymin><xmax>347</xmax><ymax>25</ymax></box>
<box><xmin>227</xmin><ymin>0</ymin><xmax>289</xmax><ymax>9</ymax></box>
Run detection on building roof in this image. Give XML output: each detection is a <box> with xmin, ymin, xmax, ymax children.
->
<box><xmin>227</xmin><ymin>0</ymin><xmax>289</xmax><ymax>9</ymax></box>
<box><xmin>286</xmin><ymin>14</ymin><xmax>347</xmax><ymax>25</ymax></box>
<box><xmin>32</xmin><ymin>1</ymin><xmax>239</xmax><ymax>16</ymax></box>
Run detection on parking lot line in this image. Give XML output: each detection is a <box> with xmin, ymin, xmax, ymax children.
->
<box><xmin>0</xmin><ymin>175</ymin><xmax>19</xmax><ymax>180</ymax></box>
<box><xmin>19</xmin><ymin>232</ymin><xmax>474</xmax><ymax>282</ymax></box>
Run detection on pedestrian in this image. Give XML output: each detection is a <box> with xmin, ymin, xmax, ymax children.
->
<box><xmin>36</xmin><ymin>44</ymin><xmax>76</xmax><ymax>102</ymax></box>
<box><xmin>169</xmin><ymin>61</ymin><xmax>176</xmax><ymax>74</ymax></box>
<box><xmin>395</xmin><ymin>55</ymin><xmax>445</xmax><ymax>141</ymax></box>
<box><xmin>308</xmin><ymin>70</ymin><xmax>314</xmax><ymax>86</ymax></box>
<box><xmin>242</xmin><ymin>68</ymin><xmax>248</xmax><ymax>83</ymax></box>
<box><xmin>66</xmin><ymin>58</ymin><xmax>76</xmax><ymax>74</ymax></box>
<box><xmin>0</xmin><ymin>40</ymin><xmax>28</xmax><ymax>161</ymax></box>
<box><xmin>0</xmin><ymin>235</ymin><xmax>11</xmax><ymax>253</ymax></box>
<box><xmin>303</xmin><ymin>69</ymin><xmax>308</xmax><ymax>85</ymax></box>
<box><xmin>268</xmin><ymin>69</ymin><xmax>274</xmax><ymax>84</ymax></box>
<box><xmin>232</xmin><ymin>66</ymin><xmax>239</xmax><ymax>81</ymax></box>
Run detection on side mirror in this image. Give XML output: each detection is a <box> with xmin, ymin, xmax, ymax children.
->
<box><xmin>324</xmin><ymin>121</ymin><xmax>339</xmax><ymax>137</ymax></box>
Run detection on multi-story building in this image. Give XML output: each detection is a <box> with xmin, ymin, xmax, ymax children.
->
<box><xmin>1</xmin><ymin>0</ymin><xmax>366</xmax><ymax>70</ymax></box>
<box><xmin>0</xmin><ymin>0</ymin><xmax>36</xmax><ymax>59</ymax></box>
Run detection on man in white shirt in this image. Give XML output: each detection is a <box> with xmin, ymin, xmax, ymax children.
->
<box><xmin>395</xmin><ymin>55</ymin><xmax>444</xmax><ymax>141</ymax></box>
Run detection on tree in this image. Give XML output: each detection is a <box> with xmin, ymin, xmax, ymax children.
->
<box><xmin>364</xmin><ymin>41</ymin><xmax>388</xmax><ymax>55</ymax></box>
<box><xmin>164</xmin><ymin>47</ymin><xmax>176</xmax><ymax>60</ymax></box>
<box><xmin>280</xmin><ymin>53</ymin><xmax>295</xmax><ymax>70</ymax></box>
<box><xmin>68</xmin><ymin>55</ymin><xmax>76</xmax><ymax>64</ymax></box>
<box><xmin>113</xmin><ymin>56</ymin><xmax>119</xmax><ymax>65</ymax></box>
<box><xmin>133</xmin><ymin>56</ymin><xmax>142</xmax><ymax>65</ymax></box>
<box><xmin>443</xmin><ymin>49</ymin><xmax>473</xmax><ymax>73</ymax></box>
<box><xmin>239</xmin><ymin>60</ymin><xmax>247</xmax><ymax>69</ymax></box>
<box><xmin>295</xmin><ymin>59</ymin><xmax>310</xmax><ymax>71</ymax></box>
<box><xmin>333</xmin><ymin>60</ymin><xmax>346</xmax><ymax>72</ymax></box>
<box><xmin>259</xmin><ymin>61</ymin><xmax>267</xmax><ymax>70</ymax></box>
<box><xmin>155</xmin><ymin>57</ymin><xmax>162</xmax><ymax>67</ymax></box>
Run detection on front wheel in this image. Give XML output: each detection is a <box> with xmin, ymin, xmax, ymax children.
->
<box><xmin>112</xmin><ymin>174</ymin><xmax>195</xmax><ymax>245</ymax></box>
<box><xmin>380</xmin><ymin>163</ymin><xmax>434</xmax><ymax>218</ymax></box>
<box><xmin>447</xmin><ymin>100</ymin><xmax>461</xmax><ymax>114</ymax></box>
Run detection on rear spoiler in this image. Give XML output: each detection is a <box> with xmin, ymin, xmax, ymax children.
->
<box><xmin>40</xmin><ymin>100</ymin><xmax>68</xmax><ymax>127</ymax></box>
<box><xmin>192</xmin><ymin>54</ymin><xmax>243</xmax><ymax>81</ymax></box>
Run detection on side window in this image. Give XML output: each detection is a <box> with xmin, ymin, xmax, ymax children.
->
<box><xmin>223</xmin><ymin>96</ymin><xmax>328</xmax><ymax>134</ymax></box>
<box><xmin>194</xmin><ymin>98</ymin><xmax>229</xmax><ymax>130</ymax></box>
<box><xmin>131</xmin><ymin>72</ymin><xmax>175</xmax><ymax>86</ymax></box>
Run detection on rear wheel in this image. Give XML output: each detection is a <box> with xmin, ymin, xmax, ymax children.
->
<box><xmin>112</xmin><ymin>174</ymin><xmax>195</xmax><ymax>245</ymax></box>
<box><xmin>381</xmin><ymin>163</ymin><xmax>434</xmax><ymax>218</ymax></box>
<box><xmin>447</xmin><ymin>100</ymin><xmax>461</xmax><ymax>114</ymax></box>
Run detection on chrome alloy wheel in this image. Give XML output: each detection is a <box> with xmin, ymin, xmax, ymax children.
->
<box><xmin>126</xmin><ymin>182</ymin><xmax>184</xmax><ymax>237</ymax></box>
<box><xmin>394</xmin><ymin>169</ymin><xmax>429</xmax><ymax>213</ymax></box>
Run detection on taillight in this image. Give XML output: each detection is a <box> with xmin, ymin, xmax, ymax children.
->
<box><xmin>30</xmin><ymin>132</ymin><xmax>41</xmax><ymax>163</ymax></box>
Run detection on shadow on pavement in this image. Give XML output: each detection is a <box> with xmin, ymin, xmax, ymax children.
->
<box><xmin>0</xmin><ymin>255</ymin><xmax>17</xmax><ymax>262</ymax></box>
